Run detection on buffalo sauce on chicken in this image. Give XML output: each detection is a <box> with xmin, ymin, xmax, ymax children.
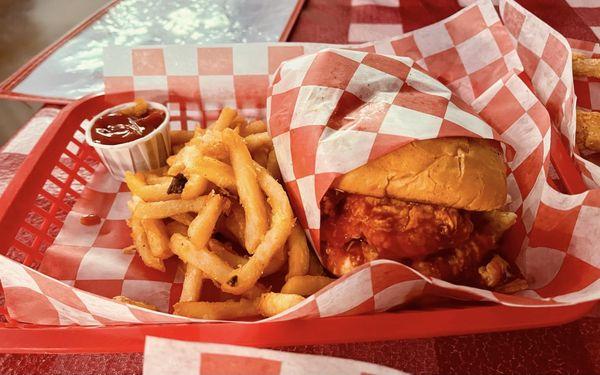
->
<box><xmin>320</xmin><ymin>190</ymin><xmax>474</xmax><ymax>276</ymax></box>
<box><xmin>91</xmin><ymin>101</ymin><xmax>165</xmax><ymax>145</ymax></box>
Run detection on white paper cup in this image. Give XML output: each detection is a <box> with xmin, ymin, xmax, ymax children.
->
<box><xmin>85</xmin><ymin>101</ymin><xmax>171</xmax><ymax>181</ymax></box>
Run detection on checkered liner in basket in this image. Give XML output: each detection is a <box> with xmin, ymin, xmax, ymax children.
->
<box><xmin>1</xmin><ymin>0</ymin><xmax>599</xmax><ymax>326</ymax></box>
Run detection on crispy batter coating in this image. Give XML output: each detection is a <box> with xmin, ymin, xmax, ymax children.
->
<box><xmin>321</xmin><ymin>190</ymin><xmax>474</xmax><ymax>276</ymax></box>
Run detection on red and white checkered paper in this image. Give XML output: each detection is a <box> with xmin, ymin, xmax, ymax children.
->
<box><xmin>142</xmin><ymin>336</ymin><xmax>407</xmax><ymax>375</ymax></box>
<box><xmin>1</xmin><ymin>0</ymin><xmax>599</xmax><ymax>327</ymax></box>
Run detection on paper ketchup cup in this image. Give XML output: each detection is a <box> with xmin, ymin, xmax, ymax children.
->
<box><xmin>85</xmin><ymin>101</ymin><xmax>171</xmax><ymax>181</ymax></box>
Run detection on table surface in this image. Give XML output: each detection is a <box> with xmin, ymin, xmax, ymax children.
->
<box><xmin>2</xmin><ymin>1</ymin><xmax>600</xmax><ymax>374</ymax></box>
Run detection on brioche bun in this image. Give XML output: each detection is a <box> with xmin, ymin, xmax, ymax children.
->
<box><xmin>332</xmin><ymin>137</ymin><xmax>507</xmax><ymax>211</ymax></box>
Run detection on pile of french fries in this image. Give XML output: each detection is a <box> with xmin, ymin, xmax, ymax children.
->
<box><xmin>572</xmin><ymin>54</ymin><xmax>600</xmax><ymax>164</ymax></box>
<box><xmin>120</xmin><ymin>107</ymin><xmax>334</xmax><ymax>320</ymax></box>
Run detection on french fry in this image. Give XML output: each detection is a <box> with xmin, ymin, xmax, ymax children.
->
<box><xmin>207</xmin><ymin>238</ymin><xmax>282</xmax><ymax>276</ymax></box>
<box><xmin>113</xmin><ymin>295</ymin><xmax>159</xmax><ymax>311</ymax></box>
<box><xmin>122</xmin><ymin>244</ymin><xmax>136</xmax><ymax>254</ymax></box>
<box><xmin>170</xmin><ymin>212</ymin><xmax>195</xmax><ymax>225</ymax></box>
<box><xmin>231</xmin><ymin>114</ymin><xmax>248</xmax><ymax>130</ymax></box>
<box><xmin>266</xmin><ymin>150</ymin><xmax>281</xmax><ymax>181</ymax></box>
<box><xmin>286</xmin><ymin>224</ymin><xmax>310</xmax><ymax>280</ymax></box>
<box><xmin>244</xmin><ymin>132</ymin><xmax>272</xmax><ymax>151</ymax></box>
<box><xmin>190</xmin><ymin>130</ymin><xmax>273</xmax><ymax>161</ymax></box>
<box><xmin>217</xmin><ymin>202</ymin><xmax>246</xmax><ymax>246</ymax></box>
<box><xmin>263</xmin><ymin>246</ymin><xmax>287</xmax><ymax>277</ymax></box>
<box><xmin>308</xmin><ymin>252</ymin><xmax>326</xmax><ymax>276</ymax></box>
<box><xmin>169</xmin><ymin>234</ymin><xmax>263</xmax><ymax>298</ymax></box>
<box><xmin>222</xmin><ymin>164</ymin><xmax>293</xmax><ymax>294</ymax></box>
<box><xmin>256</xmin><ymin>292</ymin><xmax>304</xmax><ymax>317</ymax></box>
<box><xmin>180</xmin><ymin>264</ymin><xmax>204</xmax><ymax>302</ymax></box>
<box><xmin>192</xmin><ymin>130</ymin><xmax>229</xmax><ymax>161</ymax></box>
<box><xmin>142</xmin><ymin>219</ymin><xmax>173</xmax><ymax>259</ymax></box>
<box><xmin>222</xmin><ymin>129</ymin><xmax>269</xmax><ymax>253</ymax></box>
<box><xmin>145</xmin><ymin>175</ymin><xmax>173</xmax><ymax>185</ymax></box>
<box><xmin>207</xmin><ymin>239</ymin><xmax>247</xmax><ymax>268</ymax></box>
<box><xmin>181</xmin><ymin>174</ymin><xmax>209</xmax><ymax>200</ymax></box>
<box><xmin>174</xmin><ymin>299</ymin><xmax>258</xmax><ymax>320</ymax></box>
<box><xmin>495</xmin><ymin>278</ymin><xmax>528</xmax><ymax>294</ymax></box>
<box><xmin>576</xmin><ymin>109</ymin><xmax>600</xmax><ymax>152</ymax></box>
<box><xmin>131</xmin><ymin>217</ymin><xmax>165</xmax><ymax>271</ymax></box>
<box><xmin>144</xmin><ymin>167</ymin><xmax>170</xmax><ymax>184</ymax></box>
<box><xmin>183</xmin><ymin>194</ymin><xmax>224</xmax><ymax>303</ymax></box>
<box><xmin>125</xmin><ymin>172</ymin><xmax>180</xmax><ymax>202</ymax></box>
<box><xmin>573</xmin><ymin>54</ymin><xmax>600</xmax><ymax>78</ymax></box>
<box><xmin>168</xmin><ymin>142</ymin><xmax>201</xmax><ymax>176</ymax></box>
<box><xmin>241</xmin><ymin>120</ymin><xmax>267</xmax><ymax>136</ymax></box>
<box><xmin>170</xmin><ymin>233</ymin><xmax>234</xmax><ymax>284</ymax></box>
<box><xmin>167</xmin><ymin>161</ymin><xmax>185</xmax><ymax>176</ymax></box>
<box><xmin>134</xmin><ymin>196</ymin><xmax>210</xmax><ymax>219</ymax></box>
<box><xmin>188</xmin><ymin>157</ymin><xmax>237</xmax><ymax>193</ymax></box>
<box><xmin>166</xmin><ymin>155</ymin><xmax>178</xmax><ymax>167</ymax></box>
<box><xmin>119</xmin><ymin>98</ymin><xmax>148</xmax><ymax>117</ymax></box>
<box><xmin>166</xmin><ymin>221</ymin><xmax>188</xmax><ymax>237</ymax></box>
<box><xmin>194</xmin><ymin>126</ymin><xmax>206</xmax><ymax>138</ymax></box>
<box><xmin>170</xmin><ymin>130</ymin><xmax>194</xmax><ymax>145</ymax></box>
<box><xmin>281</xmin><ymin>275</ymin><xmax>334</xmax><ymax>296</ymax></box>
<box><xmin>209</xmin><ymin>107</ymin><xmax>238</xmax><ymax>131</ymax></box>
<box><xmin>188</xmin><ymin>194</ymin><xmax>224</xmax><ymax>250</ymax></box>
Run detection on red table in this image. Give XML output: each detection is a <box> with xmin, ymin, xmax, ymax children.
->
<box><xmin>1</xmin><ymin>1</ymin><xmax>600</xmax><ymax>374</ymax></box>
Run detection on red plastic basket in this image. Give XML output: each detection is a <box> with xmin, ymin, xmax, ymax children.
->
<box><xmin>0</xmin><ymin>92</ymin><xmax>595</xmax><ymax>354</ymax></box>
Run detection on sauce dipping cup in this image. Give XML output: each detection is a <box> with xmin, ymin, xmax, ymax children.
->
<box><xmin>85</xmin><ymin>101</ymin><xmax>171</xmax><ymax>181</ymax></box>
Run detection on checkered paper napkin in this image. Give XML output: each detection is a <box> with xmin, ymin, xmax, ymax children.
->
<box><xmin>143</xmin><ymin>337</ymin><xmax>407</xmax><ymax>375</ymax></box>
<box><xmin>1</xmin><ymin>0</ymin><xmax>599</xmax><ymax>327</ymax></box>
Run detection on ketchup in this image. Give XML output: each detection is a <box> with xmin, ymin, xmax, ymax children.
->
<box><xmin>91</xmin><ymin>107</ymin><xmax>165</xmax><ymax>145</ymax></box>
<box><xmin>80</xmin><ymin>214</ymin><xmax>101</xmax><ymax>226</ymax></box>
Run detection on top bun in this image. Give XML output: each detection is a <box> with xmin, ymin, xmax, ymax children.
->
<box><xmin>332</xmin><ymin>137</ymin><xmax>507</xmax><ymax>211</ymax></box>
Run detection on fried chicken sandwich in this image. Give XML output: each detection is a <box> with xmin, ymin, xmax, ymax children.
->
<box><xmin>320</xmin><ymin>137</ymin><xmax>522</xmax><ymax>290</ymax></box>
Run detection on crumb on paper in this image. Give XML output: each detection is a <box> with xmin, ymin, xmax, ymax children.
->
<box><xmin>113</xmin><ymin>295</ymin><xmax>159</xmax><ymax>311</ymax></box>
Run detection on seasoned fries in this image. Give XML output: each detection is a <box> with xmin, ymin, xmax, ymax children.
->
<box><xmin>241</xmin><ymin>120</ymin><xmax>267</xmax><ymax>136</ymax></box>
<box><xmin>130</xmin><ymin>217</ymin><xmax>165</xmax><ymax>272</ymax></box>
<box><xmin>125</xmin><ymin>172</ymin><xmax>179</xmax><ymax>202</ymax></box>
<box><xmin>576</xmin><ymin>109</ymin><xmax>600</xmax><ymax>152</ymax></box>
<box><xmin>188</xmin><ymin>157</ymin><xmax>237</xmax><ymax>193</ymax></box>
<box><xmin>174</xmin><ymin>299</ymin><xmax>259</xmax><ymax>320</ymax></box>
<box><xmin>210</xmin><ymin>107</ymin><xmax>238</xmax><ymax>131</ymax></box>
<box><xmin>188</xmin><ymin>194</ymin><xmax>225</xmax><ymax>249</ymax></box>
<box><xmin>134</xmin><ymin>197</ymin><xmax>210</xmax><ymax>219</ymax></box>
<box><xmin>222</xmin><ymin>129</ymin><xmax>269</xmax><ymax>253</ymax></box>
<box><xmin>180</xmin><ymin>265</ymin><xmax>204</xmax><ymax>302</ymax></box>
<box><xmin>572</xmin><ymin>56</ymin><xmax>600</xmax><ymax>165</ymax></box>
<box><xmin>142</xmin><ymin>219</ymin><xmax>172</xmax><ymax>259</ymax></box>
<box><xmin>286</xmin><ymin>224</ymin><xmax>310</xmax><ymax>280</ymax></box>
<box><xmin>222</xmin><ymin>164</ymin><xmax>294</xmax><ymax>295</ymax></box>
<box><xmin>122</xmin><ymin>107</ymin><xmax>334</xmax><ymax>320</ymax></box>
<box><xmin>256</xmin><ymin>293</ymin><xmax>305</xmax><ymax>317</ymax></box>
<box><xmin>244</xmin><ymin>132</ymin><xmax>273</xmax><ymax>151</ymax></box>
<box><xmin>282</xmin><ymin>275</ymin><xmax>334</xmax><ymax>296</ymax></box>
<box><xmin>573</xmin><ymin>54</ymin><xmax>600</xmax><ymax>78</ymax></box>
<box><xmin>170</xmin><ymin>234</ymin><xmax>264</xmax><ymax>299</ymax></box>
<box><xmin>170</xmin><ymin>130</ymin><xmax>194</xmax><ymax>145</ymax></box>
